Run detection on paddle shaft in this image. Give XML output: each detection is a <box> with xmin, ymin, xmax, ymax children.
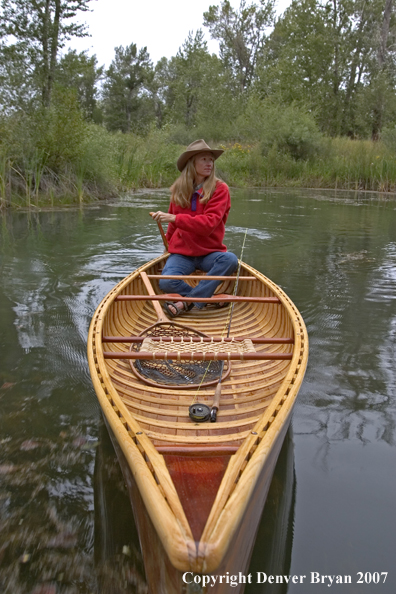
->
<box><xmin>150</xmin><ymin>212</ymin><xmax>168</xmax><ymax>250</ymax></box>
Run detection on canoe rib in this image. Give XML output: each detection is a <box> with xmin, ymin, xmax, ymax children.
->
<box><xmin>87</xmin><ymin>254</ymin><xmax>308</xmax><ymax>576</ymax></box>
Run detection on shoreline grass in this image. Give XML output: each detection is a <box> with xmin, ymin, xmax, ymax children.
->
<box><xmin>1</xmin><ymin>127</ymin><xmax>396</xmax><ymax>209</ymax></box>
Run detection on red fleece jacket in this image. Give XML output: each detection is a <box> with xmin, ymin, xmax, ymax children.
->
<box><xmin>165</xmin><ymin>182</ymin><xmax>231</xmax><ymax>256</ymax></box>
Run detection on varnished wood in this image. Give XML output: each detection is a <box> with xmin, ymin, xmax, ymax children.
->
<box><xmin>140</xmin><ymin>270</ymin><xmax>168</xmax><ymax>322</ymax></box>
<box><xmin>156</xmin><ymin>445</ymin><xmax>239</xmax><ymax>455</ymax></box>
<box><xmin>104</xmin><ymin>351</ymin><xmax>293</xmax><ymax>361</ymax></box>
<box><xmin>147</xmin><ymin>274</ymin><xmax>256</xmax><ymax>280</ymax></box>
<box><xmin>115</xmin><ymin>294</ymin><xmax>281</xmax><ymax>303</ymax></box>
<box><xmin>87</xmin><ymin>253</ymin><xmax>309</xmax><ymax>590</ymax></box>
<box><xmin>102</xmin><ymin>335</ymin><xmax>294</xmax><ymax>344</ymax></box>
<box><xmin>150</xmin><ymin>213</ymin><xmax>169</xmax><ymax>250</ymax></box>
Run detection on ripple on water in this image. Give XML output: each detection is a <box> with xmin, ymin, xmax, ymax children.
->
<box><xmin>366</xmin><ymin>242</ymin><xmax>396</xmax><ymax>302</ymax></box>
<box><xmin>2</xmin><ymin>189</ymin><xmax>396</xmax><ymax>592</ymax></box>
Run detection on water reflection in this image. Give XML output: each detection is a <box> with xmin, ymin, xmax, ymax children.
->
<box><xmin>94</xmin><ymin>419</ymin><xmax>147</xmax><ymax>594</ymax></box>
<box><xmin>246</xmin><ymin>430</ymin><xmax>295</xmax><ymax>594</ymax></box>
<box><xmin>1</xmin><ymin>188</ymin><xmax>396</xmax><ymax>592</ymax></box>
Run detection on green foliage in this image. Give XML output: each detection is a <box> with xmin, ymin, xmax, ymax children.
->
<box><xmin>3</xmin><ymin>0</ymin><xmax>396</xmax><ymax>207</ymax></box>
<box><xmin>259</xmin><ymin>0</ymin><xmax>396</xmax><ymax>138</ymax></box>
<box><xmin>381</xmin><ymin>125</ymin><xmax>396</xmax><ymax>153</ymax></box>
<box><xmin>55</xmin><ymin>50</ymin><xmax>104</xmax><ymax>121</ymax></box>
<box><xmin>214</xmin><ymin>136</ymin><xmax>396</xmax><ymax>192</ymax></box>
<box><xmin>33</xmin><ymin>87</ymin><xmax>88</xmax><ymax>170</ymax></box>
<box><xmin>102</xmin><ymin>44</ymin><xmax>154</xmax><ymax>133</ymax></box>
<box><xmin>203</xmin><ymin>0</ymin><xmax>275</xmax><ymax>93</ymax></box>
<box><xmin>237</xmin><ymin>98</ymin><xmax>323</xmax><ymax>160</ymax></box>
<box><xmin>152</xmin><ymin>29</ymin><xmax>239</xmax><ymax>138</ymax></box>
<box><xmin>0</xmin><ymin>88</ymin><xmax>111</xmax><ymax>205</ymax></box>
<box><xmin>0</xmin><ymin>0</ymin><xmax>92</xmax><ymax>108</ymax></box>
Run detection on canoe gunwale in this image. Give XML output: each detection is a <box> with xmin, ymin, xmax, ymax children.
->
<box><xmin>87</xmin><ymin>254</ymin><xmax>308</xmax><ymax>573</ymax></box>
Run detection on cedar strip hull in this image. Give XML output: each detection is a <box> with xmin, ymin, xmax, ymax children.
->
<box><xmin>87</xmin><ymin>254</ymin><xmax>308</xmax><ymax>592</ymax></box>
<box><xmin>105</xmin><ymin>413</ymin><xmax>293</xmax><ymax>594</ymax></box>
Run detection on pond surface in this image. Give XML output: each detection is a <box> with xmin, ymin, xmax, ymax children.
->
<box><xmin>1</xmin><ymin>188</ymin><xmax>395</xmax><ymax>594</ymax></box>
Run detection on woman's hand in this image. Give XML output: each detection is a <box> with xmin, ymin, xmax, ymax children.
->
<box><xmin>150</xmin><ymin>211</ymin><xmax>176</xmax><ymax>224</ymax></box>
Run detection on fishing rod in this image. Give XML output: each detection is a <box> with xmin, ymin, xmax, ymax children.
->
<box><xmin>210</xmin><ymin>229</ymin><xmax>248</xmax><ymax>422</ymax></box>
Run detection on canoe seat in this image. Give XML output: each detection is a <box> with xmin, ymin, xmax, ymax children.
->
<box><xmin>140</xmin><ymin>336</ymin><xmax>256</xmax><ymax>358</ymax></box>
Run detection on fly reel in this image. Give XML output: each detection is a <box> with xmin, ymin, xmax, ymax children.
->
<box><xmin>189</xmin><ymin>403</ymin><xmax>211</xmax><ymax>423</ymax></box>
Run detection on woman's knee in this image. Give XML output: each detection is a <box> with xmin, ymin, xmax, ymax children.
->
<box><xmin>159</xmin><ymin>278</ymin><xmax>177</xmax><ymax>293</ymax></box>
<box><xmin>228</xmin><ymin>251</ymin><xmax>239</xmax><ymax>270</ymax></box>
<box><xmin>218</xmin><ymin>251</ymin><xmax>239</xmax><ymax>272</ymax></box>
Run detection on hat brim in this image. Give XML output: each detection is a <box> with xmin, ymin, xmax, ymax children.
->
<box><xmin>177</xmin><ymin>148</ymin><xmax>224</xmax><ymax>172</ymax></box>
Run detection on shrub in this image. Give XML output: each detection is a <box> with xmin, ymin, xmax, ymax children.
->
<box><xmin>237</xmin><ymin>97</ymin><xmax>323</xmax><ymax>160</ymax></box>
<box><xmin>381</xmin><ymin>126</ymin><xmax>396</xmax><ymax>153</ymax></box>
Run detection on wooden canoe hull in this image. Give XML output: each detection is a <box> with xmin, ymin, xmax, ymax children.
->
<box><xmin>105</xmin><ymin>411</ymin><xmax>293</xmax><ymax>594</ymax></box>
<box><xmin>87</xmin><ymin>254</ymin><xmax>308</xmax><ymax>589</ymax></box>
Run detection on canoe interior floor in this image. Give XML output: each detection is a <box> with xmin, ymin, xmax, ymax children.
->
<box><xmin>102</xmin><ymin>263</ymin><xmax>294</xmax><ymax>446</ymax></box>
<box><xmin>162</xmin><ymin>452</ymin><xmax>233</xmax><ymax>542</ymax></box>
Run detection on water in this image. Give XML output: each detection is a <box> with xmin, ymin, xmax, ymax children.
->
<box><xmin>1</xmin><ymin>188</ymin><xmax>395</xmax><ymax>593</ymax></box>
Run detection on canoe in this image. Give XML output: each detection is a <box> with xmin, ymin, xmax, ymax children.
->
<box><xmin>87</xmin><ymin>253</ymin><xmax>308</xmax><ymax>594</ymax></box>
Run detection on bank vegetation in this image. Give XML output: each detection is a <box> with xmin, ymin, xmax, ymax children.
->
<box><xmin>1</xmin><ymin>0</ymin><xmax>396</xmax><ymax>207</ymax></box>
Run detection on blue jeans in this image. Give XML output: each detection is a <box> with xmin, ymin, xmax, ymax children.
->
<box><xmin>159</xmin><ymin>252</ymin><xmax>239</xmax><ymax>309</ymax></box>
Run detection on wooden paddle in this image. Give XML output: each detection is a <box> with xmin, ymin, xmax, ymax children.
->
<box><xmin>150</xmin><ymin>212</ymin><xmax>168</xmax><ymax>250</ymax></box>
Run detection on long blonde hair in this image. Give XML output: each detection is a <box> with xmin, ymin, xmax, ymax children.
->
<box><xmin>170</xmin><ymin>155</ymin><xmax>221</xmax><ymax>208</ymax></box>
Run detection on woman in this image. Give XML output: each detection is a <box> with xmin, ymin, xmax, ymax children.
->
<box><xmin>151</xmin><ymin>139</ymin><xmax>238</xmax><ymax>317</ymax></box>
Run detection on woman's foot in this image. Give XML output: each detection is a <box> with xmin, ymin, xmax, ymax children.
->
<box><xmin>163</xmin><ymin>301</ymin><xmax>193</xmax><ymax>318</ymax></box>
<box><xmin>210</xmin><ymin>294</ymin><xmax>231</xmax><ymax>309</ymax></box>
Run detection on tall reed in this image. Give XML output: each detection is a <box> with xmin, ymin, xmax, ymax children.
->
<box><xmin>2</xmin><ymin>118</ymin><xmax>396</xmax><ymax>208</ymax></box>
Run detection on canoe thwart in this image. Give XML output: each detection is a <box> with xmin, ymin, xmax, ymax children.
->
<box><xmin>146</xmin><ymin>275</ymin><xmax>257</xmax><ymax>281</ymax></box>
<box><xmin>115</xmin><ymin>294</ymin><xmax>281</xmax><ymax>304</ymax></box>
<box><xmin>155</xmin><ymin>445</ymin><xmax>240</xmax><ymax>455</ymax></box>
<box><xmin>103</xmin><ymin>351</ymin><xmax>293</xmax><ymax>361</ymax></box>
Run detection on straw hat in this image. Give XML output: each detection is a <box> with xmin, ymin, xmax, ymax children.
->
<box><xmin>177</xmin><ymin>139</ymin><xmax>224</xmax><ymax>172</ymax></box>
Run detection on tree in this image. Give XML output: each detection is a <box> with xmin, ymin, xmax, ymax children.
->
<box><xmin>0</xmin><ymin>42</ymin><xmax>37</xmax><ymax>112</ymax></box>
<box><xmin>203</xmin><ymin>0</ymin><xmax>275</xmax><ymax>93</ymax></box>
<box><xmin>259</xmin><ymin>0</ymin><xmax>332</xmax><ymax>105</ymax></box>
<box><xmin>56</xmin><ymin>50</ymin><xmax>103</xmax><ymax>121</ymax></box>
<box><xmin>260</xmin><ymin>0</ymin><xmax>354</xmax><ymax>134</ymax></box>
<box><xmin>0</xmin><ymin>0</ymin><xmax>92</xmax><ymax>108</ymax></box>
<box><xmin>102</xmin><ymin>43</ymin><xmax>153</xmax><ymax>133</ymax></box>
<box><xmin>150</xmin><ymin>30</ymin><xmax>238</xmax><ymax>140</ymax></box>
<box><xmin>160</xmin><ymin>30</ymin><xmax>221</xmax><ymax>128</ymax></box>
<box><xmin>259</xmin><ymin>0</ymin><xmax>396</xmax><ymax>137</ymax></box>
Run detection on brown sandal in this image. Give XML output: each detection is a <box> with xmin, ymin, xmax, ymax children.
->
<box><xmin>163</xmin><ymin>301</ymin><xmax>193</xmax><ymax>318</ymax></box>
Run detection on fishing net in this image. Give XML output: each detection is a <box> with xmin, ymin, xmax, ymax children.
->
<box><xmin>129</xmin><ymin>322</ymin><xmax>256</xmax><ymax>388</ymax></box>
<box><xmin>129</xmin><ymin>321</ymin><xmax>232</xmax><ymax>388</ymax></box>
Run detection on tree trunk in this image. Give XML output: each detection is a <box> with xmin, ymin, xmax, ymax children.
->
<box><xmin>42</xmin><ymin>0</ymin><xmax>50</xmax><ymax>106</ymax></box>
<box><xmin>342</xmin><ymin>1</ymin><xmax>368</xmax><ymax>134</ymax></box>
<box><xmin>331</xmin><ymin>0</ymin><xmax>342</xmax><ymax>135</ymax></box>
<box><xmin>372</xmin><ymin>0</ymin><xmax>394</xmax><ymax>140</ymax></box>
<box><xmin>378</xmin><ymin>0</ymin><xmax>393</xmax><ymax>67</ymax></box>
<box><xmin>48</xmin><ymin>0</ymin><xmax>61</xmax><ymax>106</ymax></box>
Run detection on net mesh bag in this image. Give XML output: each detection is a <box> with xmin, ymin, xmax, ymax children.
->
<box><xmin>129</xmin><ymin>322</ymin><xmax>255</xmax><ymax>388</ymax></box>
